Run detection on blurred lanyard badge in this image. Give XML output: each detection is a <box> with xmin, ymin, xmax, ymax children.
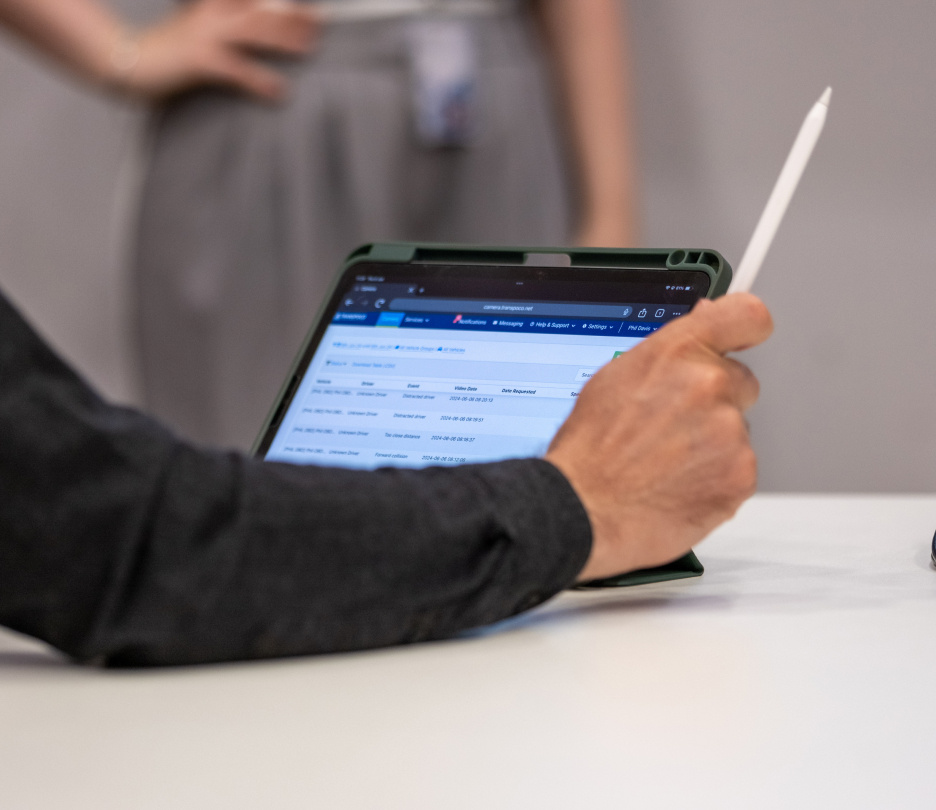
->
<box><xmin>407</xmin><ymin>18</ymin><xmax>481</xmax><ymax>147</ymax></box>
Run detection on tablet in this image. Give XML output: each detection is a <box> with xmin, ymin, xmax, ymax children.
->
<box><xmin>253</xmin><ymin>243</ymin><xmax>732</xmax><ymax>586</ymax></box>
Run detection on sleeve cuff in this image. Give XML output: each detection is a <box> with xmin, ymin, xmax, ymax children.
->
<box><xmin>468</xmin><ymin>458</ymin><xmax>593</xmax><ymax>615</ymax></box>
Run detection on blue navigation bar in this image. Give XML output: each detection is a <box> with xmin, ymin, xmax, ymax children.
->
<box><xmin>332</xmin><ymin>310</ymin><xmax>669</xmax><ymax>336</ymax></box>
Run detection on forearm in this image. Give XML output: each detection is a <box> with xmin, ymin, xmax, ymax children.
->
<box><xmin>0</xmin><ymin>0</ymin><xmax>128</xmax><ymax>87</ymax></box>
<box><xmin>0</xmin><ymin>292</ymin><xmax>590</xmax><ymax>666</ymax></box>
<box><xmin>5</xmin><ymin>451</ymin><xmax>590</xmax><ymax>667</ymax></box>
<box><xmin>533</xmin><ymin>0</ymin><xmax>640</xmax><ymax>246</ymax></box>
<box><xmin>122</xmin><ymin>454</ymin><xmax>591</xmax><ymax>666</ymax></box>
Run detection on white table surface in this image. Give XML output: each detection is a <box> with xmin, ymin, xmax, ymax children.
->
<box><xmin>2</xmin><ymin>494</ymin><xmax>935</xmax><ymax>809</ymax></box>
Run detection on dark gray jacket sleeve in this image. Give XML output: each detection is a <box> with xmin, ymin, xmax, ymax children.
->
<box><xmin>0</xmin><ymin>292</ymin><xmax>592</xmax><ymax>666</ymax></box>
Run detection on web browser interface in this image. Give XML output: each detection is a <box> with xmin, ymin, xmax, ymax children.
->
<box><xmin>262</xmin><ymin>264</ymin><xmax>709</xmax><ymax>468</ymax></box>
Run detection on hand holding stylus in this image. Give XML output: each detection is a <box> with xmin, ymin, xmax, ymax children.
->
<box><xmin>549</xmin><ymin>293</ymin><xmax>773</xmax><ymax>582</ymax></box>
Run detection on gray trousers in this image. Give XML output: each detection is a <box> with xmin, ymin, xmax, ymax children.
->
<box><xmin>133</xmin><ymin>9</ymin><xmax>573</xmax><ymax>449</ymax></box>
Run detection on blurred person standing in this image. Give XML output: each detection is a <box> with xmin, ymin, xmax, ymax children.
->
<box><xmin>0</xmin><ymin>0</ymin><xmax>638</xmax><ymax>448</ymax></box>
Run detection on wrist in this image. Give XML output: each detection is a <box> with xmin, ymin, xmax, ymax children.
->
<box><xmin>95</xmin><ymin>26</ymin><xmax>141</xmax><ymax>95</ymax></box>
<box><xmin>574</xmin><ymin>508</ymin><xmax>637</xmax><ymax>583</ymax></box>
<box><xmin>547</xmin><ymin>452</ymin><xmax>631</xmax><ymax>582</ymax></box>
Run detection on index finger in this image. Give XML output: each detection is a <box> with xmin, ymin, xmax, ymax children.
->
<box><xmin>230</xmin><ymin>4</ymin><xmax>318</xmax><ymax>53</ymax></box>
<box><xmin>666</xmin><ymin>292</ymin><xmax>773</xmax><ymax>356</ymax></box>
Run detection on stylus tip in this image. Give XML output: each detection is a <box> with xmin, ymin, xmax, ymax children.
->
<box><xmin>818</xmin><ymin>86</ymin><xmax>832</xmax><ymax>107</ymax></box>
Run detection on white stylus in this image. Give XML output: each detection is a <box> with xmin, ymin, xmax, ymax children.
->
<box><xmin>728</xmin><ymin>87</ymin><xmax>831</xmax><ymax>294</ymax></box>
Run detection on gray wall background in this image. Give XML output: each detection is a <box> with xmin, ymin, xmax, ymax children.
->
<box><xmin>1</xmin><ymin>0</ymin><xmax>934</xmax><ymax>492</ymax></box>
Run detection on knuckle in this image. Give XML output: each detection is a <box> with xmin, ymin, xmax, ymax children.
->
<box><xmin>731</xmin><ymin>445</ymin><xmax>758</xmax><ymax>498</ymax></box>
<box><xmin>727</xmin><ymin>407</ymin><xmax>753</xmax><ymax>446</ymax></box>
<box><xmin>706</xmin><ymin>407</ymin><xmax>752</xmax><ymax>461</ymax></box>
<box><xmin>648</xmin><ymin>336</ymin><xmax>694</xmax><ymax>377</ymax></box>
<box><xmin>745</xmin><ymin>373</ymin><xmax>761</xmax><ymax>406</ymax></box>
<box><xmin>690</xmin><ymin>363</ymin><xmax>730</xmax><ymax>403</ymax></box>
<box><xmin>710</xmin><ymin>405</ymin><xmax>743</xmax><ymax>439</ymax></box>
<box><xmin>708</xmin><ymin>432</ymin><xmax>757</xmax><ymax>504</ymax></box>
<box><xmin>739</xmin><ymin>361</ymin><xmax>759</xmax><ymax>393</ymax></box>
<box><xmin>708</xmin><ymin>452</ymin><xmax>757</xmax><ymax>521</ymax></box>
<box><xmin>666</xmin><ymin>332</ymin><xmax>698</xmax><ymax>360</ymax></box>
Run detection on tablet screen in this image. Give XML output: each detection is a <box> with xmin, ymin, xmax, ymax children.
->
<box><xmin>258</xmin><ymin>262</ymin><xmax>710</xmax><ymax>468</ymax></box>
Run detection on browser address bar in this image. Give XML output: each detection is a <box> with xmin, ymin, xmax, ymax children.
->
<box><xmin>387</xmin><ymin>299</ymin><xmax>635</xmax><ymax>319</ymax></box>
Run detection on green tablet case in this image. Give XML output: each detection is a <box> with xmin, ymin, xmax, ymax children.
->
<box><xmin>255</xmin><ymin>242</ymin><xmax>733</xmax><ymax>588</ymax></box>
